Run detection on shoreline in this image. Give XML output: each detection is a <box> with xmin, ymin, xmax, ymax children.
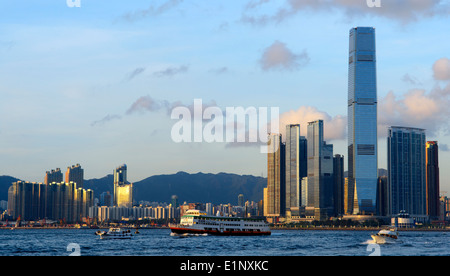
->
<box><xmin>2</xmin><ymin>226</ymin><xmax>449</xmax><ymax>232</ymax></box>
<box><xmin>271</xmin><ymin>226</ymin><xmax>450</xmax><ymax>232</ymax></box>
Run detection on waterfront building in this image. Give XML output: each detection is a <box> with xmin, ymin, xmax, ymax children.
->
<box><xmin>426</xmin><ymin>141</ymin><xmax>440</xmax><ymax>220</ymax></box>
<box><xmin>387</xmin><ymin>126</ymin><xmax>427</xmax><ymax>220</ymax></box>
<box><xmin>333</xmin><ymin>154</ymin><xmax>345</xmax><ymax>217</ymax></box>
<box><xmin>65</xmin><ymin>164</ymin><xmax>84</xmax><ymax>189</ymax></box>
<box><xmin>344</xmin><ymin>177</ymin><xmax>350</xmax><ymax>214</ymax></box>
<box><xmin>265</xmin><ymin>134</ymin><xmax>285</xmax><ymax>220</ymax></box>
<box><xmin>377</xmin><ymin>176</ymin><xmax>388</xmax><ymax>216</ymax></box>
<box><xmin>347</xmin><ymin>27</ymin><xmax>378</xmax><ymax>215</ymax></box>
<box><xmin>307</xmin><ymin>120</ymin><xmax>334</xmax><ymax>220</ymax></box>
<box><xmin>113</xmin><ymin>164</ymin><xmax>133</xmax><ymax>208</ymax></box>
<box><xmin>285</xmin><ymin>124</ymin><xmax>300</xmax><ymax>216</ymax></box>
<box><xmin>7</xmin><ymin>181</ymin><xmax>93</xmax><ymax>223</ymax></box>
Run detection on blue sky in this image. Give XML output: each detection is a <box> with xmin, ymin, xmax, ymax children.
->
<box><xmin>0</xmin><ymin>0</ymin><xmax>450</xmax><ymax>193</ymax></box>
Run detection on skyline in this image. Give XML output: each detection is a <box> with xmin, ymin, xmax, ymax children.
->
<box><xmin>1</xmin><ymin>1</ymin><xmax>450</xmax><ymax>194</ymax></box>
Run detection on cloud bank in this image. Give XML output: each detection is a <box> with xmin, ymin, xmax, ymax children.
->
<box><xmin>241</xmin><ymin>0</ymin><xmax>450</xmax><ymax>26</ymax></box>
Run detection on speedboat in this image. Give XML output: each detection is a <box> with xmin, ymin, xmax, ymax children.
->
<box><xmin>371</xmin><ymin>227</ymin><xmax>399</xmax><ymax>244</ymax></box>
<box><xmin>97</xmin><ymin>228</ymin><xmax>132</xmax><ymax>240</ymax></box>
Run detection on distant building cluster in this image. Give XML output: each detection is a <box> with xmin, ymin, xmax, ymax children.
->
<box><xmin>7</xmin><ymin>180</ymin><xmax>93</xmax><ymax>223</ymax></box>
<box><xmin>264</xmin><ymin>27</ymin><xmax>446</xmax><ymax>224</ymax></box>
<box><xmin>2</xmin><ymin>163</ymin><xmax>263</xmax><ymax>225</ymax></box>
<box><xmin>6</xmin><ymin>164</ymin><xmax>92</xmax><ymax>223</ymax></box>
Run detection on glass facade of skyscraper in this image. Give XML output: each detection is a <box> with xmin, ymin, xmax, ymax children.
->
<box><xmin>348</xmin><ymin>27</ymin><xmax>378</xmax><ymax>215</ymax></box>
<box><xmin>426</xmin><ymin>141</ymin><xmax>440</xmax><ymax>219</ymax></box>
<box><xmin>113</xmin><ymin>164</ymin><xmax>133</xmax><ymax>208</ymax></box>
<box><xmin>285</xmin><ymin>124</ymin><xmax>300</xmax><ymax>214</ymax></box>
<box><xmin>307</xmin><ymin>120</ymin><xmax>334</xmax><ymax>220</ymax></box>
<box><xmin>265</xmin><ymin>134</ymin><xmax>285</xmax><ymax>218</ymax></box>
<box><xmin>387</xmin><ymin>127</ymin><xmax>426</xmax><ymax>217</ymax></box>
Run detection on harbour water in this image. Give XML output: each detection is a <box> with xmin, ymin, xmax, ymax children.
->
<box><xmin>1</xmin><ymin>228</ymin><xmax>449</xmax><ymax>256</ymax></box>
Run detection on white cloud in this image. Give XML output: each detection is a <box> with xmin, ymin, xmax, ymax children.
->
<box><xmin>433</xmin><ymin>58</ymin><xmax>450</xmax><ymax>80</ymax></box>
<box><xmin>260</xmin><ymin>41</ymin><xmax>310</xmax><ymax>71</ymax></box>
<box><xmin>279</xmin><ymin>106</ymin><xmax>347</xmax><ymax>141</ymax></box>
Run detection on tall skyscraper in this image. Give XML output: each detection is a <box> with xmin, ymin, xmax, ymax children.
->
<box><xmin>426</xmin><ymin>141</ymin><xmax>440</xmax><ymax>219</ymax></box>
<box><xmin>265</xmin><ymin>134</ymin><xmax>285</xmax><ymax>220</ymax></box>
<box><xmin>333</xmin><ymin>154</ymin><xmax>345</xmax><ymax>217</ymax></box>
<box><xmin>307</xmin><ymin>120</ymin><xmax>334</xmax><ymax>220</ymax></box>
<box><xmin>347</xmin><ymin>27</ymin><xmax>378</xmax><ymax>215</ymax></box>
<box><xmin>65</xmin><ymin>164</ymin><xmax>84</xmax><ymax>189</ymax></box>
<box><xmin>113</xmin><ymin>164</ymin><xmax>133</xmax><ymax>208</ymax></box>
<box><xmin>285</xmin><ymin>124</ymin><xmax>300</xmax><ymax>216</ymax></box>
<box><xmin>387</xmin><ymin>127</ymin><xmax>426</xmax><ymax>218</ymax></box>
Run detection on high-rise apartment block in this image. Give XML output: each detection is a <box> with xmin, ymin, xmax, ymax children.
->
<box><xmin>45</xmin><ymin>168</ymin><xmax>63</xmax><ymax>185</ymax></box>
<box><xmin>65</xmin><ymin>164</ymin><xmax>84</xmax><ymax>189</ymax></box>
<box><xmin>347</xmin><ymin>27</ymin><xmax>378</xmax><ymax>215</ymax></box>
<box><xmin>7</xmin><ymin>181</ymin><xmax>94</xmax><ymax>223</ymax></box>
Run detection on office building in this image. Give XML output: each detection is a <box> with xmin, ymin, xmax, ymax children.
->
<box><xmin>307</xmin><ymin>120</ymin><xmax>334</xmax><ymax>220</ymax></box>
<box><xmin>347</xmin><ymin>27</ymin><xmax>378</xmax><ymax>215</ymax></box>
<box><xmin>333</xmin><ymin>154</ymin><xmax>345</xmax><ymax>217</ymax></box>
<box><xmin>285</xmin><ymin>124</ymin><xmax>300</xmax><ymax>216</ymax></box>
<box><xmin>113</xmin><ymin>164</ymin><xmax>133</xmax><ymax>208</ymax></box>
<box><xmin>65</xmin><ymin>164</ymin><xmax>84</xmax><ymax>189</ymax></box>
<box><xmin>377</xmin><ymin>176</ymin><xmax>388</xmax><ymax>216</ymax></box>
<box><xmin>265</xmin><ymin>134</ymin><xmax>285</xmax><ymax>219</ymax></box>
<box><xmin>387</xmin><ymin>127</ymin><xmax>426</xmax><ymax>219</ymax></box>
<box><xmin>426</xmin><ymin>141</ymin><xmax>440</xmax><ymax>219</ymax></box>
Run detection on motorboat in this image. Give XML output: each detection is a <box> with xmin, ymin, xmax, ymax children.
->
<box><xmin>97</xmin><ymin>228</ymin><xmax>132</xmax><ymax>240</ymax></box>
<box><xmin>371</xmin><ymin>227</ymin><xmax>399</xmax><ymax>244</ymax></box>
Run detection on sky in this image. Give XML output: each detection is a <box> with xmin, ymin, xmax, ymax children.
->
<box><xmin>0</xmin><ymin>0</ymin><xmax>449</xmax><ymax>194</ymax></box>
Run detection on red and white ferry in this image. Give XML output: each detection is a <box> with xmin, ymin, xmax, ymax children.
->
<box><xmin>169</xmin><ymin>210</ymin><xmax>271</xmax><ymax>236</ymax></box>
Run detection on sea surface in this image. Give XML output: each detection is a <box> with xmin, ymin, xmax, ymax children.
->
<box><xmin>0</xmin><ymin>228</ymin><xmax>449</xmax><ymax>256</ymax></box>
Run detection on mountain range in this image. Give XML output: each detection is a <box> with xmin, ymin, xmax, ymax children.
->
<box><xmin>0</xmin><ymin>172</ymin><xmax>267</xmax><ymax>205</ymax></box>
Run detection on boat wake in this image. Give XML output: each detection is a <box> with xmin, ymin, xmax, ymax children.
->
<box><xmin>170</xmin><ymin>232</ymin><xmax>208</xmax><ymax>238</ymax></box>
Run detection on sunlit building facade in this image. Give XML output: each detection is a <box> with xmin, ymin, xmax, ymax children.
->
<box><xmin>265</xmin><ymin>134</ymin><xmax>285</xmax><ymax>219</ymax></box>
<box><xmin>347</xmin><ymin>27</ymin><xmax>378</xmax><ymax>215</ymax></box>
<box><xmin>7</xmin><ymin>181</ymin><xmax>93</xmax><ymax>223</ymax></box>
<box><xmin>387</xmin><ymin>127</ymin><xmax>426</xmax><ymax>218</ymax></box>
<box><xmin>113</xmin><ymin>164</ymin><xmax>133</xmax><ymax>208</ymax></box>
<box><xmin>285</xmin><ymin>124</ymin><xmax>300</xmax><ymax>216</ymax></box>
<box><xmin>307</xmin><ymin>120</ymin><xmax>334</xmax><ymax>220</ymax></box>
<box><xmin>65</xmin><ymin>164</ymin><xmax>84</xmax><ymax>189</ymax></box>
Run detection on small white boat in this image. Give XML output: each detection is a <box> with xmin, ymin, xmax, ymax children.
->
<box><xmin>371</xmin><ymin>227</ymin><xmax>399</xmax><ymax>244</ymax></box>
<box><xmin>97</xmin><ymin>228</ymin><xmax>132</xmax><ymax>240</ymax></box>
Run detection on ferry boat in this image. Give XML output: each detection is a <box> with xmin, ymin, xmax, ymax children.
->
<box><xmin>371</xmin><ymin>227</ymin><xmax>399</xmax><ymax>244</ymax></box>
<box><xmin>169</xmin><ymin>210</ymin><xmax>271</xmax><ymax>236</ymax></box>
<box><xmin>97</xmin><ymin>228</ymin><xmax>133</xmax><ymax>240</ymax></box>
